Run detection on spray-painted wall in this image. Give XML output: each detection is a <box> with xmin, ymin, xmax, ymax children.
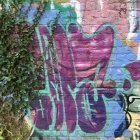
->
<box><xmin>24</xmin><ymin>0</ymin><xmax>140</xmax><ymax>139</ymax></box>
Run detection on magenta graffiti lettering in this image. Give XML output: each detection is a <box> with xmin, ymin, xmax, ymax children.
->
<box><xmin>31</xmin><ymin>96</ymin><xmax>52</xmax><ymax>129</ymax></box>
<box><xmin>30</xmin><ymin>23</ymin><xmax>140</xmax><ymax>134</ymax></box>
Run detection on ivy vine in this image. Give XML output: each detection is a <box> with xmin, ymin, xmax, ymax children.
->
<box><xmin>0</xmin><ymin>0</ymin><xmax>46</xmax><ymax>139</ymax></box>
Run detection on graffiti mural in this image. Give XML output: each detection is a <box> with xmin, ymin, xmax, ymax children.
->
<box><xmin>21</xmin><ymin>0</ymin><xmax>140</xmax><ymax>139</ymax></box>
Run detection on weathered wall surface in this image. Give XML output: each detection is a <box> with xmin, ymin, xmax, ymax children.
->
<box><xmin>24</xmin><ymin>0</ymin><xmax>140</xmax><ymax>139</ymax></box>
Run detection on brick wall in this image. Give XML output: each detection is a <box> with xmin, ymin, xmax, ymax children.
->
<box><xmin>24</xmin><ymin>0</ymin><xmax>140</xmax><ymax>140</ymax></box>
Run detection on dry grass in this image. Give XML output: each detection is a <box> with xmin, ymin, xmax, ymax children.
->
<box><xmin>0</xmin><ymin>113</ymin><xmax>32</xmax><ymax>140</ymax></box>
